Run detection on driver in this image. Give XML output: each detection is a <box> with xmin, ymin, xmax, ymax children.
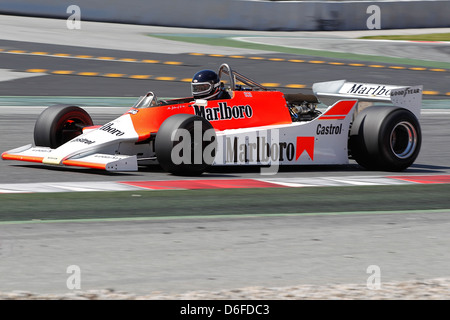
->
<box><xmin>191</xmin><ymin>70</ymin><xmax>230</xmax><ymax>100</ymax></box>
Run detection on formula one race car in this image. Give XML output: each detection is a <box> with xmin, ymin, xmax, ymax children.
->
<box><xmin>2</xmin><ymin>63</ymin><xmax>423</xmax><ymax>175</ymax></box>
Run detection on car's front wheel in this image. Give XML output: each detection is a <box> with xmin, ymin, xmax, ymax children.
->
<box><xmin>34</xmin><ymin>104</ymin><xmax>93</xmax><ymax>148</ymax></box>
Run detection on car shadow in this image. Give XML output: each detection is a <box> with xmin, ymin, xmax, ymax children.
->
<box><xmin>8</xmin><ymin>162</ymin><xmax>450</xmax><ymax>177</ymax></box>
<box><xmin>11</xmin><ymin>164</ymin><xmax>139</xmax><ymax>177</ymax></box>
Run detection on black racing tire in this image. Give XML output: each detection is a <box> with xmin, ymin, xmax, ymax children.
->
<box><xmin>349</xmin><ymin>106</ymin><xmax>421</xmax><ymax>171</ymax></box>
<box><xmin>34</xmin><ymin>105</ymin><xmax>93</xmax><ymax>148</ymax></box>
<box><xmin>155</xmin><ymin>114</ymin><xmax>216</xmax><ymax>176</ymax></box>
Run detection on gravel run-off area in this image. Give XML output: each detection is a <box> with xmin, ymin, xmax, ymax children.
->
<box><xmin>1</xmin><ymin>277</ymin><xmax>450</xmax><ymax>300</ymax></box>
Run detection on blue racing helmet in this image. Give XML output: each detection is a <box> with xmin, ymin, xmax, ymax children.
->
<box><xmin>191</xmin><ymin>70</ymin><xmax>221</xmax><ymax>99</ymax></box>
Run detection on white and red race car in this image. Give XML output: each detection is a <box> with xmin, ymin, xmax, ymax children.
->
<box><xmin>2</xmin><ymin>64</ymin><xmax>422</xmax><ymax>175</ymax></box>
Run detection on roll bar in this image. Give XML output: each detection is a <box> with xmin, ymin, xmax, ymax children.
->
<box><xmin>218</xmin><ymin>63</ymin><xmax>269</xmax><ymax>91</ymax></box>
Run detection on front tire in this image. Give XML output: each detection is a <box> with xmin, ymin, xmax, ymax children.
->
<box><xmin>34</xmin><ymin>105</ymin><xmax>93</xmax><ymax>148</ymax></box>
<box><xmin>349</xmin><ymin>106</ymin><xmax>421</xmax><ymax>171</ymax></box>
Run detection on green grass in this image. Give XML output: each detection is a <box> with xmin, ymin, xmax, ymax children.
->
<box><xmin>1</xmin><ymin>184</ymin><xmax>449</xmax><ymax>223</ymax></box>
<box><xmin>360</xmin><ymin>33</ymin><xmax>450</xmax><ymax>42</ymax></box>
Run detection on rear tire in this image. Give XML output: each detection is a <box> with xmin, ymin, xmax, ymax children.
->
<box><xmin>349</xmin><ymin>106</ymin><xmax>421</xmax><ymax>171</ymax></box>
<box><xmin>34</xmin><ymin>105</ymin><xmax>93</xmax><ymax>148</ymax></box>
<box><xmin>155</xmin><ymin>114</ymin><xmax>216</xmax><ymax>176</ymax></box>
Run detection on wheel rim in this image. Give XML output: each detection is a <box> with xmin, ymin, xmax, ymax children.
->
<box><xmin>390</xmin><ymin>121</ymin><xmax>418</xmax><ymax>159</ymax></box>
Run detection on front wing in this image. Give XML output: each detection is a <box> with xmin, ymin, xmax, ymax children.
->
<box><xmin>2</xmin><ymin>144</ymin><xmax>138</xmax><ymax>171</ymax></box>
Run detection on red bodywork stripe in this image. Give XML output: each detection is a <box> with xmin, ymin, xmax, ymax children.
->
<box><xmin>1</xmin><ymin>153</ymin><xmax>44</xmax><ymax>163</ymax></box>
<box><xmin>62</xmin><ymin>160</ymin><xmax>107</xmax><ymax>170</ymax></box>
<box><xmin>322</xmin><ymin>100</ymin><xmax>357</xmax><ymax>119</ymax></box>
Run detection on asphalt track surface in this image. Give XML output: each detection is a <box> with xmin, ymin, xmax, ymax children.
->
<box><xmin>0</xmin><ymin>15</ymin><xmax>450</xmax><ymax>296</ymax></box>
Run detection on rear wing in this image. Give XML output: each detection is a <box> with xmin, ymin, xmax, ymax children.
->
<box><xmin>312</xmin><ymin>80</ymin><xmax>422</xmax><ymax>119</ymax></box>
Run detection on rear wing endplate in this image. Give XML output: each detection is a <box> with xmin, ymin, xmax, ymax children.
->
<box><xmin>312</xmin><ymin>80</ymin><xmax>423</xmax><ymax>119</ymax></box>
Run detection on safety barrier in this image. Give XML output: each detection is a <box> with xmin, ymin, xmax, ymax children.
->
<box><xmin>0</xmin><ymin>0</ymin><xmax>449</xmax><ymax>30</ymax></box>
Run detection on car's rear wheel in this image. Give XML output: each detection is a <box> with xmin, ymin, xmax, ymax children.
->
<box><xmin>155</xmin><ymin>114</ymin><xmax>216</xmax><ymax>176</ymax></box>
<box><xmin>349</xmin><ymin>106</ymin><xmax>421</xmax><ymax>171</ymax></box>
<box><xmin>34</xmin><ymin>105</ymin><xmax>93</xmax><ymax>148</ymax></box>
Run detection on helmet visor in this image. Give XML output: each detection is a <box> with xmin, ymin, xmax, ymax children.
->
<box><xmin>191</xmin><ymin>82</ymin><xmax>212</xmax><ymax>96</ymax></box>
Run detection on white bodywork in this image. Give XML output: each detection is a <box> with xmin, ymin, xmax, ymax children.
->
<box><xmin>214</xmin><ymin>99</ymin><xmax>357</xmax><ymax>167</ymax></box>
